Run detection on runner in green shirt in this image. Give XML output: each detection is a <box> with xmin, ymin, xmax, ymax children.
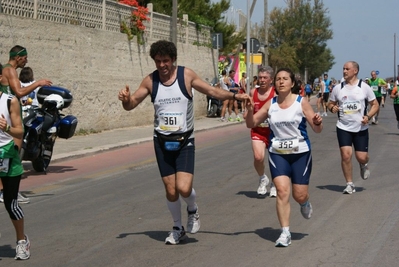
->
<box><xmin>368</xmin><ymin>70</ymin><xmax>387</xmax><ymax>124</ymax></box>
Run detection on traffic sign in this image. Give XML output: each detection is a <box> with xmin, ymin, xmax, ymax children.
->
<box><xmin>212</xmin><ymin>33</ymin><xmax>223</xmax><ymax>49</ymax></box>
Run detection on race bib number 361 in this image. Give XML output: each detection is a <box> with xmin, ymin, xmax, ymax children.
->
<box><xmin>159</xmin><ymin>112</ymin><xmax>184</xmax><ymax>131</ymax></box>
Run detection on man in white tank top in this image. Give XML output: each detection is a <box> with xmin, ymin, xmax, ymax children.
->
<box><xmin>118</xmin><ymin>40</ymin><xmax>251</xmax><ymax>245</ymax></box>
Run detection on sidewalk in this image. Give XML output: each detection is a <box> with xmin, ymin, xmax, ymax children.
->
<box><xmin>52</xmin><ymin>116</ymin><xmax>243</xmax><ymax>163</ymax></box>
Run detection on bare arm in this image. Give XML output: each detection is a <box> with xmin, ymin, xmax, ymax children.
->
<box><xmin>302</xmin><ymin>97</ymin><xmax>323</xmax><ymax>133</ymax></box>
<box><xmin>118</xmin><ymin>75</ymin><xmax>152</xmax><ymax>111</ymax></box>
<box><xmin>3</xmin><ymin>67</ymin><xmax>52</xmax><ymax>98</ymax></box>
<box><xmin>245</xmin><ymin>98</ymin><xmax>270</xmax><ymax>128</ymax></box>
<box><xmin>188</xmin><ymin>68</ymin><xmax>251</xmax><ymax>103</ymax></box>
<box><xmin>362</xmin><ymin>99</ymin><xmax>379</xmax><ymax>124</ymax></box>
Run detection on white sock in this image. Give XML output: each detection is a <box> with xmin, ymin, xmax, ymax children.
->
<box><xmin>260</xmin><ymin>174</ymin><xmax>270</xmax><ymax>184</ymax></box>
<box><xmin>182</xmin><ymin>188</ymin><xmax>197</xmax><ymax>213</ymax></box>
<box><xmin>282</xmin><ymin>226</ymin><xmax>290</xmax><ymax>234</ymax></box>
<box><xmin>167</xmin><ymin>198</ymin><xmax>182</xmax><ymax>229</ymax></box>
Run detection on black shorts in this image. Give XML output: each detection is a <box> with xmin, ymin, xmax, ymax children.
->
<box><xmin>336</xmin><ymin>127</ymin><xmax>369</xmax><ymax>152</ymax></box>
<box><xmin>375</xmin><ymin>96</ymin><xmax>382</xmax><ymax>105</ymax></box>
<box><xmin>323</xmin><ymin>92</ymin><xmax>330</xmax><ymax>103</ymax></box>
<box><xmin>268</xmin><ymin>151</ymin><xmax>312</xmax><ymax>185</ymax></box>
<box><xmin>154</xmin><ymin>137</ymin><xmax>195</xmax><ymax>177</ymax></box>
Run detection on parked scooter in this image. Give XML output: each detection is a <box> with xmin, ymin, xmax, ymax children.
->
<box><xmin>206</xmin><ymin>77</ymin><xmax>223</xmax><ymax>117</ymax></box>
<box><xmin>20</xmin><ymin>86</ymin><xmax>78</xmax><ymax>173</ymax></box>
<box><xmin>206</xmin><ymin>95</ymin><xmax>222</xmax><ymax>117</ymax></box>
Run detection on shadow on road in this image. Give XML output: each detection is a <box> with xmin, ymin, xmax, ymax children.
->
<box><xmin>0</xmin><ymin>244</ymin><xmax>15</xmax><ymax>259</ymax></box>
<box><xmin>116</xmin><ymin>231</ymin><xmax>198</xmax><ymax>245</ymax></box>
<box><xmin>316</xmin><ymin>184</ymin><xmax>365</xmax><ymax>193</ymax></box>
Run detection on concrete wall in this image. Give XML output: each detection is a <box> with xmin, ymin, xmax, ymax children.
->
<box><xmin>0</xmin><ymin>14</ymin><xmax>218</xmax><ymax>132</ymax></box>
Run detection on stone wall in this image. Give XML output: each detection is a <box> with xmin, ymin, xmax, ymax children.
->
<box><xmin>0</xmin><ymin>14</ymin><xmax>218</xmax><ymax>132</ymax></box>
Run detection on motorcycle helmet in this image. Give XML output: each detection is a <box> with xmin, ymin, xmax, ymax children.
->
<box><xmin>44</xmin><ymin>94</ymin><xmax>64</xmax><ymax>109</ymax></box>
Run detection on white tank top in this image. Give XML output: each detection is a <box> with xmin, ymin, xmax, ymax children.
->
<box><xmin>268</xmin><ymin>95</ymin><xmax>310</xmax><ymax>154</ymax></box>
<box><xmin>0</xmin><ymin>93</ymin><xmax>14</xmax><ymax>147</ymax></box>
<box><xmin>151</xmin><ymin>66</ymin><xmax>194</xmax><ymax>135</ymax></box>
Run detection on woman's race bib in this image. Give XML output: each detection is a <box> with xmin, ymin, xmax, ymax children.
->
<box><xmin>271</xmin><ymin>137</ymin><xmax>299</xmax><ymax>154</ymax></box>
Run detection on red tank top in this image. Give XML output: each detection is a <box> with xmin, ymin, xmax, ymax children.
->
<box><xmin>251</xmin><ymin>87</ymin><xmax>275</xmax><ymax>136</ymax></box>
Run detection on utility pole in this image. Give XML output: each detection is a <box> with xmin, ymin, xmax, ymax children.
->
<box><xmin>245</xmin><ymin>0</ymin><xmax>257</xmax><ymax>93</ymax></box>
<box><xmin>264</xmin><ymin>0</ymin><xmax>268</xmax><ymax>67</ymax></box>
<box><xmin>172</xmin><ymin>0</ymin><xmax>177</xmax><ymax>46</ymax></box>
<box><xmin>394</xmin><ymin>33</ymin><xmax>397</xmax><ymax>83</ymax></box>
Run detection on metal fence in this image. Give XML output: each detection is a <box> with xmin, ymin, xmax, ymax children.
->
<box><xmin>0</xmin><ymin>0</ymin><xmax>211</xmax><ymax>45</ymax></box>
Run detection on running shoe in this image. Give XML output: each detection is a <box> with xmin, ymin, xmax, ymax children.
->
<box><xmin>371</xmin><ymin>117</ymin><xmax>376</xmax><ymax>124</ymax></box>
<box><xmin>15</xmin><ymin>235</ymin><xmax>30</xmax><ymax>260</ymax></box>
<box><xmin>0</xmin><ymin>192</ymin><xmax>30</xmax><ymax>204</ymax></box>
<box><xmin>236</xmin><ymin>117</ymin><xmax>243</xmax><ymax>122</ymax></box>
<box><xmin>228</xmin><ymin>117</ymin><xmax>234</xmax><ymax>122</ymax></box>
<box><xmin>360</xmin><ymin>163</ymin><xmax>370</xmax><ymax>180</ymax></box>
<box><xmin>187</xmin><ymin>208</ymin><xmax>200</xmax><ymax>234</ymax></box>
<box><xmin>219</xmin><ymin>117</ymin><xmax>226</xmax><ymax>122</ymax></box>
<box><xmin>269</xmin><ymin>184</ymin><xmax>277</xmax><ymax>198</ymax></box>
<box><xmin>165</xmin><ymin>227</ymin><xmax>187</xmax><ymax>245</ymax></box>
<box><xmin>343</xmin><ymin>183</ymin><xmax>356</xmax><ymax>194</ymax></box>
<box><xmin>257</xmin><ymin>176</ymin><xmax>269</xmax><ymax>195</ymax></box>
<box><xmin>17</xmin><ymin>193</ymin><xmax>30</xmax><ymax>204</ymax></box>
<box><xmin>275</xmin><ymin>231</ymin><xmax>291</xmax><ymax>247</ymax></box>
<box><xmin>300</xmin><ymin>201</ymin><xmax>313</xmax><ymax>219</ymax></box>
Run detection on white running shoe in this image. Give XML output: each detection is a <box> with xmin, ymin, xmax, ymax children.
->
<box><xmin>165</xmin><ymin>227</ymin><xmax>187</xmax><ymax>245</ymax></box>
<box><xmin>257</xmin><ymin>176</ymin><xmax>269</xmax><ymax>195</ymax></box>
<box><xmin>275</xmin><ymin>231</ymin><xmax>291</xmax><ymax>247</ymax></box>
<box><xmin>343</xmin><ymin>183</ymin><xmax>356</xmax><ymax>194</ymax></box>
<box><xmin>17</xmin><ymin>193</ymin><xmax>30</xmax><ymax>204</ymax></box>
<box><xmin>15</xmin><ymin>235</ymin><xmax>30</xmax><ymax>260</ymax></box>
<box><xmin>0</xmin><ymin>192</ymin><xmax>30</xmax><ymax>204</ymax></box>
<box><xmin>360</xmin><ymin>163</ymin><xmax>370</xmax><ymax>180</ymax></box>
<box><xmin>300</xmin><ymin>202</ymin><xmax>313</xmax><ymax>219</ymax></box>
<box><xmin>187</xmin><ymin>208</ymin><xmax>200</xmax><ymax>234</ymax></box>
<box><xmin>269</xmin><ymin>184</ymin><xmax>277</xmax><ymax>198</ymax></box>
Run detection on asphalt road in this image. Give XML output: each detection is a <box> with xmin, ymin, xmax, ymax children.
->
<box><xmin>1</xmin><ymin>102</ymin><xmax>399</xmax><ymax>267</ymax></box>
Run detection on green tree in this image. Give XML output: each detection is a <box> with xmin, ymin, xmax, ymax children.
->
<box><xmin>267</xmin><ymin>0</ymin><xmax>334</xmax><ymax>80</ymax></box>
<box><xmin>139</xmin><ymin>0</ymin><xmax>244</xmax><ymax>54</ymax></box>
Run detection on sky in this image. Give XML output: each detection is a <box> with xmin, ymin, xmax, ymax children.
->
<box><xmin>211</xmin><ymin>0</ymin><xmax>398</xmax><ymax>81</ymax></box>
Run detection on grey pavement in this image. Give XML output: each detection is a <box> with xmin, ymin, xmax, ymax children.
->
<box><xmin>52</xmin><ymin>116</ymin><xmax>243</xmax><ymax>163</ymax></box>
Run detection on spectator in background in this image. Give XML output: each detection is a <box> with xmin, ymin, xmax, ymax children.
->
<box><xmin>251</xmin><ymin>75</ymin><xmax>258</xmax><ymax>88</ymax></box>
<box><xmin>227</xmin><ymin>70</ymin><xmax>242</xmax><ymax>122</ymax></box>
<box><xmin>19</xmin><ymin>67</ymin><xmax>39</xmax><ymax>107</ymax></box>
<box><xmin>304</xmin><ymin>81</ymin><xmax>312</xmax><ymax>101</ymax></box>
<box><xmin>218</xmin><ymin>69</ymin><xmax>231</xmax><ymax>122</ymax></box>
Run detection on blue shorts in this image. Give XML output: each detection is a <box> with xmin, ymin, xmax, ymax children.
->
<box><xmin>154</xmin><ymin>137</ymin><xmax>195</xmax><ymax>177</ymax></box>
<box><xmin>336</xmin><ymin>127</ymin><xmax>369</xmax><ymax>152</ymax></box>
<box><xmin>268</xmin><ymin>151</ymin><xmax>312</xmax><ymax>185</ymax></box>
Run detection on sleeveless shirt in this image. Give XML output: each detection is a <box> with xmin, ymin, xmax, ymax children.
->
<box><xmin>268</xmin><ymin>95</ymin><xmax>310</xmax><ymax>154</ymax></box>
<box><xmin>151</xmin><ymin>66</ymin><xmax>194</xmax><ymax>136</ymax></box>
